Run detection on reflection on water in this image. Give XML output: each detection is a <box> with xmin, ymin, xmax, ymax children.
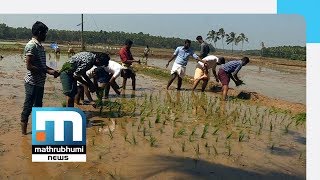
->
<box><xmin>0</xmin><ymin>53</ymin><xmax>306</xmax><ymax>104</ymax></box>
<box><xmin>147</xmin><ymin>58</ymin><xmax>306</xmax><ymax>104</ymax></box>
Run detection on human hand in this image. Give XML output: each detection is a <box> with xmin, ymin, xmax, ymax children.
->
<box><xmin>235</xmin><ymin>80</ymin><xmax>244</xmax><ymax>86</ymax></box>
<box><xmin>53</xmin><ymin>70</ymin><xmax>60</xmax><ymax>78</ymax></box>
<box><xmin>165</xmin><ymin>62</ymin><xmax>170</xmax><ymax>68</ymax></box>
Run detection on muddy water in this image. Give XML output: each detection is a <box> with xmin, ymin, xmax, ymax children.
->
<box><xmin>0</xmin><ymin>52</ymin><xmax>305</xmax><ymax>104</ymax></box>
<box><xmin>0</xmin><ymin>52</ymin><xmax>305</xmax><ymax>179</ymax></box>
<box><xmin>146</xmin><ymin>58</ymin><xmax>306</xmax><ymax>104</ymax></box>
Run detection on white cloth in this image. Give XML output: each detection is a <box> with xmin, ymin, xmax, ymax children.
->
<box><xmin>104</xmin><ymin>60</ymin><xmax>122</xmax><ymax>78</ymax></box>
<box><xmin>171</xmin><ymin>62</ymin><xmax>186</xmax><ymax>78</ymax></box>
<box><xmin>196</xmin><ymin>55</ymin><xmax>218</xmax><ymax>69</ymax></box>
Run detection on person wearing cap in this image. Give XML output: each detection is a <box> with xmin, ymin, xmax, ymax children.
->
<box><xmin>196</xmin><ymin>35</ymin><xmax>211</xmax><ymax>59</ymax></box>
<box><xmin>165</xmin><ymin>39</ymin><xmax>206</xmax><ymax>90</ymax></box>
<box><xmin>60</xmin><ymin>51</ymin><xmax>110</xmax><ymax>107</ymax></box>
<box><xmin>20</xmin><ymin>21</ymin><xmax>60</xmax><ymax>135</ymax></box>
<box><xmin>193</xmin><ymin>55</ymin><xmax>225</xmax><ymax>92</ymax></box>
<box><xmin>218</xmin><ymin>57</ymin><xmax>250</xmax><ymax>100</ymax></box>
<box><xmin>119</xmin><ymin>39</ymin><xmax>140</xmax><ymax>90</ymax></box>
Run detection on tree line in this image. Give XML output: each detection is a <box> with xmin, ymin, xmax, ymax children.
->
<box><xmin>206</xmin><ymin>28</ymin><xmax>248</xmax><ymax>53</ymax></box>
<box><xmin>244</xmin><ymin>45</ymin><xmax>306</xmax><ymax>61</ymax></box>
<box><xmin>0</xmin><ymin>23</ymin><xmax>200</xmax><ymax>50</ymax></box>
<box><xmin>0</xmin><ymin>23</ymin><xmax>305</xmax><ymax>60</ymax></box>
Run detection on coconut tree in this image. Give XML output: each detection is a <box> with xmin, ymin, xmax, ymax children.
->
<box><xmin>206</xmin><ymin>30</ymin><xmax>217</xmax><ymax>48</ymax></box>
<box><xmin>237</xmin><ymin>33</ymin><xmax>249</xmax><ymax>52</ymax></box>
<box><xmin>218</xmin><ymin>28</ymin><xmax>225</xmax><ymax>52</ymax></box>
<box><xmin>226</xmin><ymin>32</ymin><xmax>236</xmax><ymax>53</ymax></box>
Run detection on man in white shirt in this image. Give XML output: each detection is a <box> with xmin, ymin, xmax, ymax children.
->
<box><xmin>102</xmin><ymin>60</ymin><xmax>122</xmax><ymax>97</ymax></box>
<box><xmin>192</xmin><ymin>55</ymin><xmax>225</xmax><ymax>92</ymax></box>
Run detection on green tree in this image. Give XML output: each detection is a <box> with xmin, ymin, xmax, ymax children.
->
<box><xmin>226</xmin><ymin>32</ymin><xmax>237</xmax><ymax>53</ymax></box>
<box><xmin>206</xmin><ymin>30</ymin><xmax>219</xmax><ymax>48</ymax></box>
<box><xmin>218</xmin><ymin>28</ymin><xmax>225</xmax><ymax>52</ymax></box>
<box><xmin>236</xmin><ymin>33</ymin><xmax>249</xmax><ymax>52</ymax></box>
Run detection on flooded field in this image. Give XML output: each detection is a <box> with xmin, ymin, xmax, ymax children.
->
<box><xmin>147</xmin><ymin>58</ymin><xmax>306</xmax><ymax>104</ymax></box>
<box><xmin>0</xmin><ymin>52</ymin><xmax>305</xmax><ymax>179</ymax></box>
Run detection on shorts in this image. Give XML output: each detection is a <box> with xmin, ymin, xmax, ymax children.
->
<box><xmin>218</xmin><ymin>68</ymin><xmax>230</xmax><ymax>86</ymax></box>
<box><xmin>121</xmin><ymin>65</ymin><xmax>135</xmax><ymax>78</ymax></box>
<box><xmin>194</xmin><ymin>67</ymin><xmax>209</xmax><ymax>80</ymax></box>
<box><xmin>171</xmin><ymin>62</ymin><xmax>186</xmax><ymax>78</ymax></box>
<box><xmin>60</xmin><ymin>71</ymin><xmax>78</xmax><ymax>97</ymax></box>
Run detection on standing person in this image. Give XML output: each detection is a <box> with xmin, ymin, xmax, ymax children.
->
<box><xmin>196</xmin><ymin>36</ymin><xmax>211</xmax><ymax>58</ymax></box>
<box><xmin>102</xmin><ymin>60</ymin><xmax>122</xmax><ymax>98</ymax></box>
<box><xmin>165</xmin><ymin>39</ymin><xmax>206</xmax><ymax>90</ymax></box>
<box><xmin>218</xmin><ymin>57</ymin><xmax>250</xmax><ymax>100</ymax></box>
<box><xmin>119</xmin><ymin>39</ymin><xmax>140</xmax><ymax>90</ymax></box>
<box><xmin>143</xmin><ymin>45</ymin><xmax>151</xmax><ymax>64</ymax></box>
<box><xmin>192</xmin><ymin>55</ymin><xmax>225</xmax><ymax>92</ymax></box>
<box><xmin>20</xmin><ymin>21</ymin><xmax>60</xmax><ymax>135</ymax></box>
<box><xmin>60</xmin><ymin>51</ymin><xmax>110</xmax><ymax>107</ymax></box>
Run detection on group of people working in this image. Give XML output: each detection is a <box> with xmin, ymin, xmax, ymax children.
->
<box><xmin>20</xmin><ymin>21</ymin><xmax>249</xmax><ymax>135</ymax></box>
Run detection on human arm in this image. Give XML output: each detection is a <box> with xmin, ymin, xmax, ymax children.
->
<box><xmin>231</xmin><ymin>65</ymin><xmax>244</xmax><ymax>86</ymax></box>
<box><xmin>212</xmin><ymin>68</ymin><xmax>219</xmax><ymax>82</ymax></box>
<box><xmin>166</xmin><ymin>54</ymin><xmax>177</xmax><ymax>68</ymax></box>
<box><xmin>119</xmin><ymin>49</ymin><xmax>140</xmax><ymax>64</ymax></box>
<box><xmin>25</xmin><ymin>55</ymin><xmax>44</xmax><ymax>74</ymax></box>
<box><xmin>46</xmin><ymin>65</ymin><xmax>60</xmax><ymax>78</ymax></box>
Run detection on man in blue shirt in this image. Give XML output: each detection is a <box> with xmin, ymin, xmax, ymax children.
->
<box><xmin>165</xmin><ymin>39</ymin><xmax>205</xmax><ymax>90</ymax></box>
<box><xmin>218</xmin><ymin>57</ymin><xmax>250</xmax><ymax>100</ymax></box>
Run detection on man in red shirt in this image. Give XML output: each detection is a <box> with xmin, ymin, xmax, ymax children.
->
<box><xmin>119</xmin><ymin>39</ymin><xmax>140</xmax><ymax>90</ymax></box>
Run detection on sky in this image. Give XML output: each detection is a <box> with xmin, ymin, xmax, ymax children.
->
<box><xmin>0</xmin><ymin>14</ymin><xmax>305</xmax><ymax>50</ymax></box>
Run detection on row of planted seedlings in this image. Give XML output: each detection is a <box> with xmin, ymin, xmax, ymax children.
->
<box><xmin>90</xmin><ymin>89</ymin><xmax>306</xmax><ymax>162</ymax></box>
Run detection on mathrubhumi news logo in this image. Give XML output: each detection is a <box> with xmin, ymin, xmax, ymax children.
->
<box><xmin>32</xmin><ymin>107</ymin><xmax>86</xmax><ymax>162</ymax></box>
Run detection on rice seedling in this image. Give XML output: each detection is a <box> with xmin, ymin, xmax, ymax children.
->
<box><xmin>143</xmin><ymin>127</ymin><xmax>147</xmax><ymax>136</ymax></box>
<box><xmin>212</xmin><ymin>128</ymin><xmax>219</xmax><ymax>135</ymax></box>
<box><xmin>293</xmin><ymin>112</ymin><xmax>306</xmax><ymax>126</ymax></box>
<box><xmin>205</xmin><ymin>142</ymin><xmax>208</xmax><ymax>148</ymax></box>
<box><xmin>269</xmin><ymin>121</ymin><xmax>273</xmax><ymax>132</ymax></box>
<box><xmin>175</xmin><ymin>128</ymin><xmax>186</xmax><ymax>138</ymax></box>
<box><xmin>181</xmin><ymin>141</ymin><xmax>186</xmax><ymax>152</ymax></box>
<box><xmin>212</xmin><ymin>144</ymin><xmax>218</xmax><ymax>156</ymax></box>
<box><xmin>155</xmin><ymin>113</ymin><xmax>161</xmax><ymax>124</ymax></box>
<box><xmin>284</xmin><ymin>120</ymin><xmax>294</xmax><ymax>133</ymax></box>
<box><xmin>226</xmin><ymin>143</ymin><xmax>231</xmax><ymax>156</ymax></box>
<box><xmin>132</xmin><ymin>133</ymin><xmax>137</xmax><ymax>145</ymax></box>
<box><xmin>189</xmin><ymin>134</ymin><xmax>194</xmax><ymax>142</ymax></box>
<box><xmin>61</xmin><ymin>100</ymin><xmax>66</xmax><ymax>107</ymax></box>
<box><xmin>159</xmin><ymin>126</ymin><xmax>164</xmax><ymax>134</ymax></box>
<box><xmin>92</xmin><ymin>138</ymin><xmax>95</xmax><ymax>146</ymax></box>
<box><xmin>238</xmin><ymin>130</ymin><xmax>245</xmax><ymax>142</ymax></box>
<box><xmin>201</xmin><ymin>123</ymin><xmax>209</xmax><ymax>139</ymax></box>
<box><xmin>140</xmin><ymin>116</ymin><xmax>145</xmax><ymax>124</ymax></box>
<box><xmin>149</xmin><ymin>135</ymin><xmax>157</xmax><ymax>147</ymax></box>
<box><xmin>148</xmin><ymin>120</ymin><xmax>153</xmax><ymax>128</ymax></box>
<box><xmin>226</xmin><ymin>132</ymin><xmax>233</xmax><ymax>140</ymax></box>
<box><xmin>191</xmin><ymin>126</ymin><xmax>197</xmax><ymax>136</ymax></box>
<box><xmin>270</xmin><ymin>143</ymin><xmax>275</xmax><ymax>150</ymax></box>
<box><xmin>107</xmin><ymin>125</ymin><xmax>113</xmax><ymax>139</ymax></box>
<box><xmin>216</xmin><ymin>137</ymin><xmax>219</xmax><ymax>142</ymax></box>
